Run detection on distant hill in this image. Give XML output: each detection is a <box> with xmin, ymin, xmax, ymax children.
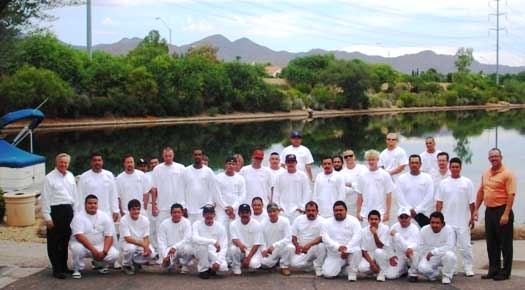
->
<box><xmin>75</xmin><ymin>34</ymin><xmax>525</xmax><ymax>74</ymax></box>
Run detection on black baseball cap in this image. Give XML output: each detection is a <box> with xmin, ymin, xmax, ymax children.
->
<box><xmin>290</xmin><ymin>131</ymin><xmax>302</xmax><ymax>138</ymax></box>
<box><xmin>238</xmin><ymin>203</ymin><xmax>251</xmax><ymax>214</ymax></box>
<box><xmin>285</xmin><ymin>154</ymin><xmax>297</xmax><ymax>163</ymax></box>
<box><xmin>137</xmin><ymin>158</ymin><xmax>147</xmax><ymax>165</ymax></box>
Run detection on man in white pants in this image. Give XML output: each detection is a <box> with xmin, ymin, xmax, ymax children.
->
<box><xmin>251</xmin><ymin>197</ymin><xmax>268</xmax><ymax>224</ymax></box>
<box><xmin>417</xmin><ymin>211</ymin><xmax>457</xmax><ymax>284</ymax></box>
<box><xmin>116</xmin><ymin>155</ymin><xmax>150</xmax><ymax>216</ymax></box>
<box><xmin>340</xmin><ymin>149</ymin><xmax>367</xmax><ymax>208</ymax></box>
<box><xmin>69</xmin><ymin>195</ymin><xmax>119</xmax><ymax>279</ymax></box>
<box><xmin>386</xmin><ymin>208</ymin><xmax>420</xmax><ymax>281</ymax></box>
<box><xmin>239</xmin><ymin>150</ymin><xmax>272</xmax><ymax>204</ymax></box>
<box><xmin>436</xmin><ymin>157</ymin><xmax>476</xmax><ymax>277</ymax></box>
<box><xmin>192</xmin><ymin>205</ymin><xmax>228</xmax><ymax>279</ymax></box>
<box><xmin>119</xmin><ymin>199</ymin><xmax>156</xmax><ymax>275</ymax></box>
<box><xmin>214</xmin><ymin>156</ymin><xmax>246</xmax><ymax>235</ymax></box>
<box><xmin>261</xmin><ymin>203</ymin><xmax>294</xmax><ymax>276</ymax></box>
<box><xmin>321</xmin><ymin>201</ymin><xmax>362</xmax><ymax>281</ymax></box>
<box><xmin>157</xmin><ymin>203</ymin><xmax>193</xmax><ymax>273</ymax></box>
<box><xmin>183</xmin><ymin>148</ymin><xmax>218</xmax><ymax>223</ymax></box>
<box><xmin>273</xmin><ymin>154</ymin><xmax>311</xmax><ymax>223</ymax></box>
<box><xmin>313</xmin><ymin>156</ymin><xmax>346</xmax><ymax>218</ymax></box>
<box><xmin>269</xmin><ymin>152</ymin><xmax>286</xmax><ymax>200</ymax></box>
<box><xmin>151</xmin><ymin>147</ymin><xmax>185</xmax><ymax>234</ymax></box>
<box><xmin>230</xmin><ymin>204</ymin><xmax>264</xmax><ymax>275</ymax></box>
<box><xmin>290</xmin><ymin>201</ymin><xmax>326</xmax><ymax>276</ymax></box>
<box><xmin>358</xmin><ymin>210</ymin><xmax>391</xmax><ymax>282</ymax></box>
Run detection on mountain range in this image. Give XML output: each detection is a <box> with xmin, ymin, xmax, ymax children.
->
<box><xmin>75</xmin><ymin>34</ymin><xmax>525</xmax><ymax>74</ymax></box>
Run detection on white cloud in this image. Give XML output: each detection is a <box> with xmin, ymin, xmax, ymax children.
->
<box><xmin>101</xmin><ymin>17</ymin><xmax>120</xmax><ymax>26</ymax></box>
<box><xmin>182</xmin><ymin>16</ymin><xmax>213</xmax><ymax>32</ymax></box>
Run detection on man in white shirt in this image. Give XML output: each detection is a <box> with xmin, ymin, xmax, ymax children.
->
<box><xmin>116</xmin><ymin>154</ymin><xmax>150</xmax><ymax>216</ymax></box>
<box><xmin>251</xmin><ymin>197</ymin><xmax>268</xmax><ymax>224</ymax></box>
<box><xmin>239</xmin><ymin>150</ymin><xmax>272</xmax><ymax>204</ymax></box>
<box><xmin>358</xmin><ymin>210</ymin><xmax>391</xmax><ymax>281</ymax></box>
<box><xmin>274</xmin><ymin>154</ymin><xmax>311</xmax><ymax>223</ymax></box>
<box><xmin>261</xmin><ymin>203</ymin><xmax>294</xmax><ymax>276</ymax></box>
<box><xmin>157</xmin><ymin>203</ymin><xmax>193</xmax><ymax>273</ymax></box>
<box><xmin>151</xmin><ymin>147</ymin><xmax>185</xmax><ymax>234</ymax></box>
<box><xmin>41</xmin><ymin>153</ymin><xmax>79</xmax><ymax>279</ymax></box>
<box><xmin>332</xmin><ymin>155</ymin><xmax>344</xmax><ymax>172</ymax></box>
<box><xmin>313</xmin><ymin>156</ymin><xmax>346</xmax><ymax>218</ymax></box>
<box><xmin>436</xmin><ymin>157</ymin><xmax>476</xmax><ymax>277</ymax></box>
<box><xmin>280</xmin><ymin>131</ymin><xmax>314</xmax><ymax>181</ymax></box>
<box><xmin>69</xmin><ymin>195</ymin><xmax>119</xmax><ymax>279</ymax></box>
<box><xmin>230</xmin><ymin>203</ymin><xmax>264</xmax><ymax>275</ymax></box>
<box><xmin>340</xmin><ymin>149</ymin><xmax>367</xmax><ymax>208</ymax></box>
<box><xmin>356</xmin><ymin>150</ymin><xmax>394</xmax><ymax>223</ymax></box>
<box><xmin>432</xmin><ymin>152</ymin><xmax>451</xmax><ymax>191</ymax></box>
<box><xmin>420</xmin><ymin>136</ymin><xmax>441</xmax><ymax>174</ymax></box>
<box><xmin>379</xmin><ymin>133</ymin><xmax>408</xmax><ymax>183</ymax></box>
<box><xmin>321</xmin><ymin>201</ymin><xmax>362</xmax><ymax>281</ymax></box>
<box><xmin>192</xmin><ymin>205</ymin><xmax>228</xmax><ymax>279</ymax></box>
<box><xmin>78</xmin><ymin>152</ymin><xmax>119</xmax><ymax>221</ymax></box>
<box><xmin>396</xmin><ymin>155</ymin><xmax>434</xmax><ymax>227</ymax></box>
<box><xmin>234</xmin><ymin>154</ymin><xmax>244</xmax><ymax>173</ymax></box>
<box><xmin>183</xmin><ymin>148</ymin><xmax>218</xmax><ymax>223</ymax></box>
<box><xmin>214</xmin><ymin>156</ymin><xmax>246</xmax><ymax>233</ymax></box>
<box><xmin>269</xmin><ymin>152</ymin><xmax>285</xmax><ymax>200</ymax></box>
<box><xmin>416</xmin><ymin>211</ymin><xmax>457</xmax><ymax>284</ymax></box>
<box><xmin>291</xmin><ymin>201</ymin><xmax>326</xmax><ymax>276</ymax></box>
<box><xmin>119</xmin><ymin>199</ymin><xmax>156</xmax><ymax>275</ymax></box>
<box><xmin>143</xmin><ymin>157</ymin><xmax>159</xmax><ymax>253</ymax></box>
<box><xmin>386</xmin><ymin>208</ymin><xmax>420</xmax><ymax>281</ymax></box>
<box><xmin>136</xmin><ymin>158</ymin><xmax>148</xmax><ymax>173</ymax></box>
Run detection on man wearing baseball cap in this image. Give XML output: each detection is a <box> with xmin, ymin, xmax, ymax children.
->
<box><xmin>239</xmin><ymin>149</ymin><xmax>272</xmax><ymax>205</ymax></box>
<box><xmin>386</xmin><ymin>208</ymin><xmax>420</xmax><ymax>281</ymax></box>
<box><xmin>229</xmin><ymin>203</ymin><xmax>264</xmax><ymax>275</ymax></box>
<box><xmin>280</xmin><ymin>131</ymin><xmax>315</xmax><ymax>182</ymax></box>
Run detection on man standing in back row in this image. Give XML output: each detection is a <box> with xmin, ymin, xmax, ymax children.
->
<box><xmin>379</xmin><ymin>133</ymin><xmax>408</xmax><ymax>183</ymax></box>
<box><xmin>475</xmin><ymin>148</ymin><xmax>516</xmax><ymax>281</ymax></box>
<box><xmin>281</xmin><ymin>131</ymin><xmax>314</xmax><ymax>182</ymax></box>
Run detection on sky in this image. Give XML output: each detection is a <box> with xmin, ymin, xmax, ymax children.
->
<box><xmin>43</xmin><ymin>0</ymin><xmax>525</xmax><ymax>66</ymax></box>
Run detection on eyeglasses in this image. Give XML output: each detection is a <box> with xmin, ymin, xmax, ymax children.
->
<box><xmin>387</xmin><ymin>138</ymin><xmax>397</xmax><ymax>141</ymax></box>
<box><xmin>343</xmin><ymin>155</ymin><xmax>354</xmax><ymax>159</ymax></box>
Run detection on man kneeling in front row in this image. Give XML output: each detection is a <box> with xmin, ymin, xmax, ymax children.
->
<box><xmin>70</xmin><ymin>195</ymin><xmax>119</xmax><ymax>279</ymax></box>
<box><xmin>119</xmin><ymin>199</ymin><xmax>157</xmax><ymax>275</ymax></box>
<box><xmin>230</xmin><ymin>203</ymin><xmax>264</xmax><ymax>275</ymax></box>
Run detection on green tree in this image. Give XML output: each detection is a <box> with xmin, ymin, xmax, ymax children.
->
<box><xmin>455</xmin><ymin>47</ymin><xmax>474</xmax><ymax>73</ymax></box>
<box><xmin>186</xmin><ymin>44</ymin><xmax>219</xmax><ymax>62</ymax></box>
<box><xmin>128</xmin><ymin>30</ymin><xmax>169</xmax><ymax>68</ymax></box>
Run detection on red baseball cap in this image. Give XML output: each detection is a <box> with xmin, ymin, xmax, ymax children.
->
<box><xmin>252</xmin><ymin>150</ymin><xmax>264</xmax><ymax>159</ymax></box>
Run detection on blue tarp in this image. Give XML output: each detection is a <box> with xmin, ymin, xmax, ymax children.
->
<box><xmin>0</xmin><ymin>139</ymin><xmax>46</xmax><ymax>168</ymax></box>
<box><xmin>0</xmin><ymin>109</ymin><xmax>44</xmax><ymax>130</ymax></box>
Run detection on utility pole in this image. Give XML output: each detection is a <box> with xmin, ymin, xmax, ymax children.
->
<box><xmin>87</xmin><ymin>0</ymin><xmax>92</xmax><ymax>59</ymax></box>
<box><xmin>489</xmin><ymin>0</ymin><xmax>506</xmax><ymax>148</ymax></box>
<box><xmin>156</xmin><ymin>17</ymin><xmax>172</xmax><ymax>46</ymax></box>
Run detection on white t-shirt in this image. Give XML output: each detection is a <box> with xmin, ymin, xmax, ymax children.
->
<box><xmin>157</xmin><ymin>217</ymin><xmax>192</xmax><ymax>258</ymax></box>
<box><xmin>119</xmin><ymin>214</ymin><xmax>150</xmax><ymax>243</ymax></box>
<box><xmin>280</xmin><ymin>145</ymin><xmax>314</xmax><ymax>173</ymax></box>
<box><xmin>361</xmin><ymin>223</ymin><xmax>391</xmax><ymax>252</ymax></box>
<box><xmin>151</xmin><ymin>162</ymin><xmax>185</xmax><ymax>211</ymax></box>
<box><xmin>116</xmin><ymin>170</ymin><xmax>151</xmax><ymax>214</ymax></box>
<box><xmin>340</xmin><ymin>164</ymin><xmax>368</xmax><ymax>198</ymax></box>
<box><xmin>273</xmin><ymin>170</ymin><xmax>311</xmax><ymax>216</ymax></box>
<box><xmin>239</xmin><ymin>165</ymin><xmax>272</xmax><ymax>205</ymax></box>
<box><xmin>431</xmin><ymin>170</ymin><xmax>450</xmax><ymax>194</ymax></box>
<box><xmin>313</xmin><ymin>172</ymin><xmax>346</xmax><ymax>218</ymax></box>
<box><xmin>321</xmin><ymin>215</ymin><xmax>362</xmax><ymax>254</ymax></box>
<box><xmin>78</xmin><ymin>169</ymin><xmax>119</xmax><ymax>214</ymax></box>
<box><xmin>269</xmin><ymin>167</ymin><xmax>286</xmax><ymax>189</ymax></box>
<box><xmin>396</xmin><ymin>172</ymin><xmax>434</xmax><ymax>216</ymax></box>
<box><xmin>71</xmin><ymin>211</ymin><xmax>114</xmax><ymax>245</ymax></box>
<box><xmin>41</xmin><ymin>168</ymin><xmax>79</xmax><ymax>221</ymax></box>
<box><xmin>379</xmin><ymin>146</ymin><xmax>408</xmax><ymax>181</ymax></box>
<box><xmin>214</xmin><ymin>172</ymin><xmax>246</xmax><ymax>215</ymax></box>
<box><xmin>182</xmin><ymin>165</ymin><xmax>217</xmax><ymax>215</ymax></box>
<box><xmin>192</xmin><ymin>220</ymin><xmax>228</xmax><ymax>251</ymax></box>
<box><xmin>420</xmin><ymin>150</ymin><xmax>442</xmax><ymax>174</ymax></box>
<box><xmin>390</xmin><ymin>222</ymin><xmax>420</xmax><ymax>255</ymax></box>
<box><xmin>418</xmin><ymin>224</ymin><xmax>455</xmax><ymax>256</ymax></box>
<box><xmin>252</xmin><ymin>212</ymin><xmax>268</xmax><ymax>224</ymax></box>
<box><xmin>435</xmin><ymin>176</ymin><xmax>476</xmax><ymax>228</ymax></box>
<box><xmin>230</xmin><ymin>218</ymin><xmax>264</xmax><ymax>247</ymax></box>
<box><xmin>356</xmin><ymin>168</ymin><xmax>394</xmax><ymax>218</ymax></box>
<box><xmin>262</xmin><ymin>217</ymin><xmax>292</xmax><ymax>249</ymax></box>
<box><xmin>291</xmin><ymin>215</ymin><xmax>325</xmax><ymax>246</ymax></box>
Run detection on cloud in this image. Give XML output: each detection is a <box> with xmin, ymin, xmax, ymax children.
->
<box><xmin>101</xmin><ymin>17</ymin><xmax>120</xmax><ymax>26</ymax></box>
<box><xmin>182</xmin><ymin>16</ymin><xmax>213</xmax><ymax>32</ymax></box>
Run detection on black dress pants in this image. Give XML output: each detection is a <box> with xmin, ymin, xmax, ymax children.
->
<box><xmin>485</xmin><ymin>205</ymin><xmax>514</xmax><ymax>277</ymax></box>
<box><xmin>47</xmin><ymin>204</ymin><xmax>74</xmax><ymax>274</ymax></box>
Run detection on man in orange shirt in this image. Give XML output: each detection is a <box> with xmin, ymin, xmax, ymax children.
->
<box><xmin>474</xmin><ymin>148</ymin><xmax>516</xmax><ymax>281</ymax></box>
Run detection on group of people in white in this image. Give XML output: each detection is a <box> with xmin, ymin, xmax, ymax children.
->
<box><xmin>41</xmin><ymin>131</ymin><xmax>479</xmax><ymax>284</ymax></box>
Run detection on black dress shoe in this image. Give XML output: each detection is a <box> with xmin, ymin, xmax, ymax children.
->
<box><xmin>63</xmin><ymin>269</ymin><xmax>74</xmax><ymax>274</ymax></box>
<box><xmin>407</xmin><ymin>276</ymin><xmax>418</xmax><ymax>283</ymax></box>
<box><xmin>53</xmin><ymin>272</ymin><xmax>66</xmax><ymax>279</ymax></box>
<box><xmin>208</xmin><ymin>268</ymin><xmax>217</xmax><ymax>276</ymax></box>
<box><xmin>198</xmin><ymin>271</ymin><xmax>210</xmax><ymax>279</ymax></box>
<box><xmin>493</xmin><ymin>274</ymin><xmax>510</xmax><ymax>281</ymax></box>
<box><xmin>481</xmin><ymin>273</ymin><xmax>496</xmax><ymax>279</ymax></box>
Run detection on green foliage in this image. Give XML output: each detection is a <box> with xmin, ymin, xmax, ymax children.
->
<box><xmin>128</xmin><ymin>30</ymin><xmax>169</xmax><ymax>68</ymax></box>
<box><xmin>455</xmin><ymin>47</ymin><xmax>474</xmax><ymax>73</ymax></box>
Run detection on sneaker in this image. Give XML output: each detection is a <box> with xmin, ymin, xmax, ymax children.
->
<box><xmin>442</xmin><ymin>277</ymin><xmax>451</xmax><ymax>284</ymax></box>
<box><xmin>232</xmin><ymin>267</ymin><xmax>242</xmax><ymax>275</ymax></box>
<box><xmin>198</xmin><ymin>270</ymin><xmax>210</xmax><ymax>279</ymax></box>
<box><xmin>72</xmin><ymin>270</ymin><xmax>82</xmax><ymax>279</ymax></box>
<box><xmin>465</xmin><ymin>270</ymin><xmax>475</xmax><ymax>277</ymax></box>
<box><xmin>180</xmin><ymin>265</ymin><xmax>189</xmax><ymax>274</ymax></box>
<box><xmin>315</xmin><ymin>267</ymin><xmax>323</xmax><ymax>277</ymax></box>
<box><xmin>98</xmin><ymin>266</ymin><xmax>110</xmax><ymax>275</ymax></box>
<box><xmin>408</xmin><ymin>276</ymin><xmax>418</xmax><ymax>282</ymax></box>
<box><xmin>113</xmin><ymin>261</ymin><xmax>122</xmax><ymax>270</ymax></box>
<box><xmin>123</xmin><ymin>265</ymin><xmax>135</xmax><ymax>275</ymax></box>
<box><xmin>91</xmin><ymin>260</ymin><xmax>103</xmax><ymax>270</ymax></box>
<box><xmin>377</xmin><ymin>272</ymin><xmax>386</xmax><ymax>282</ymax></box>
<box><xmin>347</xmin><ymin>272</ymin><xmax>357</xmax><ymax>282</ymax></box>
<box><xmin>280</xmin><ymin>268</ymin><xmax>291</xmax><ymax>276</ymax></box>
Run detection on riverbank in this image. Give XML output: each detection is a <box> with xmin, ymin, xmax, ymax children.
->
<box><xmin>2</xmin><ymin>103</ymin><xmax>525</xmax><ymax>134</ymax></box>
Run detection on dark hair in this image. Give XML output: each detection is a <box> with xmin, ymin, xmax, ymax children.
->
<box><xmin>332</xmin><ymin>200</ymin><xmax>347</xmax><ymax>211</ymax></box>
<box><xmin>127</xmin><ymin>199</ymin><xmax>141</xmax><ymax>210</ymax></box>
<box><xmin>90</xmin><ymin>152</ymin><xmax>102</xmax><ymax>159</ymax></box>
<box><xmin>85</xmin><ymin>194</ymin><xmax>98</xmax><ymax>203</ymax></box>
<box><xmin>429</xmin><ymin>211</ymin><xmax>445</xmax><ymax>224</ymax></box>
<box><xmin>251</xmin><ymin>196</ymin><xmax>263</xmax><ymax>204</ymax></box>
<box><xmin>321</xmin><ymin>156</ymin><xmax>333</xmax><ymax>162</ymax></box>
<box><xmin>170</xmin><ymin>203</ymin><xmax>184</xmax><ymax>213</ymax></box>
<box><xmin>270</xmin><ymin>152</ymin><xmax>280</xmax><ymax>156</ymax></box>
<box><xmin>449</xmin><ymin>157</ymin><xmax>462</xmax><ymax>167</ymax></box>
<box><xmin>305</xmin><ymin>201</ymin><xmax>319</xmax><ymax>211</ymax></box>
<box><xmin>332</xmin><ymin>155</ymin><xmax>343</xmax><ymax>162</ymax></box>
<box><xmin>489</xmin><ymin>147</ymin><xmax>502</xmax><ymax>156</ymax></box>
<box><xmin>122</xmin><ymin>153</ymin><xmax>134</xmax><ymax>163</ymax></box>
<box><xmin>192</xmin><ymin>148</ymin><xmax>203</xmax><ymax>154</ymax></box>
<box><xmin>409</xmin><ymin>154</ymin><xmax>421</xmax><ymax>163</ymax></box>
<box><xmin>368</xmin><ymin>209</ymin><xmax>381</xmax><ymax>219</ymax></box>
<box><xmin>437</xmin><ymin>151</ymin><xmax>449</xmax><ymax>161</ymax></box>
